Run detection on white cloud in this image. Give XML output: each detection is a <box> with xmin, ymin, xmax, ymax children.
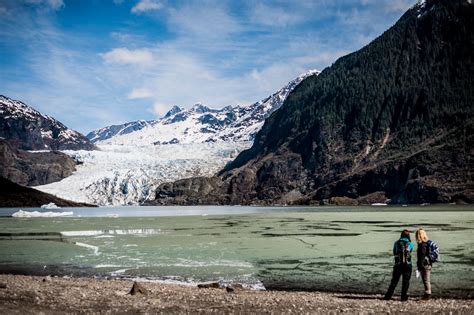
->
<box><xmin>131</xmin><ymin>0</ymin><xmax>162</xmax><ymax>14</ymax></box>
<box><xmin>152</xmin><ymin>101</ymin><xmax>169</xmax><ymax>116</ymax></box>
<box><xmin>360</xmin><ymin>0</ymin><xmax>414</xmax><ymax>13</ymax></box>
<box><xmin>128</xmin><ymin>87</ymin><xmax>153</xmax><ymax>99</ymax></box>
<box><xmin>101</xmin><ymin>48</ymin><xmax>154</xmax><ymax>66</ymax></box>
<box><xmin>383</xmin><ymin>0</ymin><xmax>414</xmax><ymax>13</ymax></box>
<box><xmin>167</xmin><ymin>4</ymin><xmax>241</xmax><ymax>38</ymax></box>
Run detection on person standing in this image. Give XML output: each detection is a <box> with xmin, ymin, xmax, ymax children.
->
<box><xmin>415</xmin><ymin>228</ymin><xmax>440</xmax><ymax>300</ymax></box>
<box><xmin>384</xmin><ymin>229</ymin><xmax>414</xmax><ymax>301</ymax></box>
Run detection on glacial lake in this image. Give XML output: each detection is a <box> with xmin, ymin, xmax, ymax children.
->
<box><xmin>0</xmin><ymin>205</ymin><xmax>473</xmax><ymax>297</ymax></box>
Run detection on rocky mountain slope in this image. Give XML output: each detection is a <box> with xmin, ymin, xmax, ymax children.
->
<box><xmin>0</xmin><ymin>139</ymin><xmax>77</xmax><ymax>186</ymax></box>
<box><xmin>151</xmin><ymin>0</ymin><xmax>474</xmax><ymax>205</ymax></box>
<box><xmin>87</xmin><ymin>70</ymin><xmax>319</xmax><ymax>146</ymax></box>
<box><xmin>0</xmin><ymin>95</ymin><xmax>97</xmax><ymax>151</ymax></box>
<box><xmin>0</xmin><ymin>177</ymin><xmax>94</xmax><ymax>207</ymax></box>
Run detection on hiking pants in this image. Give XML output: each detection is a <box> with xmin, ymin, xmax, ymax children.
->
<box><xmin>420</xmin><ymin>266</ymin><xmax>432</xmax><ymax>295</ymax></box>
<box><xmin>384</xmin><ymin>264</ymin><xmax>412</xmax><ymax>300</ymax></box>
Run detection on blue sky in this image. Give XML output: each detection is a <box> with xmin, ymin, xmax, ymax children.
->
<box><xmin>0</xmin><ymin>0</ymin><xmax>416</xmax><ymax>134</ymax></box>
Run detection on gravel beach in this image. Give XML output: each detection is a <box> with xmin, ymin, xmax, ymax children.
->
<box><xmin>0</xmin><ymin>274</ymin><xmax>472</xmax><ymax>314</ymax></box>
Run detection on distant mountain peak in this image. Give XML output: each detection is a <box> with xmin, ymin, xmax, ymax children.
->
<box><xmin>164</xmin><ymin>105</ymin><xmax>183</xmax><ymax>118</ymax></box>
<box><xmin>0</xmin><ymin>95</ymin><xmax>97</xmax><ymax>151</ymax></box>
<box><xmin>191</xmin><ymin>103</ymin><xmax>212</xmax><ymax>113</ymax></box>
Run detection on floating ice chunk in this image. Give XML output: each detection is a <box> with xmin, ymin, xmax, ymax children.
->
<box><xmin>40</xmin><ymin>202</ymin><xmax>60</xmax><ymax>209</ymax></box>
<box><xmin>11</xmin><ymin>210</ymin><xmax>73</xmax><ymax>217</ymax></box>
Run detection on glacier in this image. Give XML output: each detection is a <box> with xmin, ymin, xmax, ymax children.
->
<box><xmin>35</xmin><ymin>70</ymin><xmax>318</xmax><ymax>206</ymax></box>
<box><xmin>34</xmin><ymin>142</ymin><xmax>251</xmax><ymax>206</ymax></box>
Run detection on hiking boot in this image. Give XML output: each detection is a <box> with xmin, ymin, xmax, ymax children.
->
<box><xmin>421</xmin><ymin>294</ymin><xmax>431</xmax><ymax>301</ymax></box>
<box><xmin>401</xmin><ymin>296</ymin><xmax>408</xmax><ymax>302</ymax></box>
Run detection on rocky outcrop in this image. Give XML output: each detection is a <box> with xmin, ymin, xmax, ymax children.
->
<box><xmin>0</xmin><ymin>140</ymin><xmax>76</xmax><ymax>186</ymax></box>
<box><xmin>0</xmin><ymin>177</ymin><xmax>94</xmax><ymax>207</ymax></box>
<box><xmin>150</xmin><ymin>0</ymin><xmax>474</xmax><ymax>205</ymax></box>
<box><xmin>0</xmin><ymin>95</ymin><xmax>97</xmax><ymax>151</ymax></box>
<box><xmin>154</xmin><ymin>176</ymin><xmax>228</xmax><ymax>205</ymax></box>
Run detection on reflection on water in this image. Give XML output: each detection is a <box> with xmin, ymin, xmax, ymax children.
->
<box><xmin>0</xmin><ymin>205</ymin><xmax>473</xmax><ymax>297</ymax></box>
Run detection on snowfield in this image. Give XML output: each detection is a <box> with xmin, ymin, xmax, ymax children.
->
<box><xmin>34</xmin><ymin>142</ymin><xmax>251</xmax><ymax>206</ymax></box>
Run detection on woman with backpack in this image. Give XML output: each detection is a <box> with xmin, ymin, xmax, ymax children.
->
<box><xmin>415</xmin><ymin>228</ymin><xmax>439</xmax><ymax>300</ymax></box>
<box><xmin>384</xmin><ymin>229</ymin><xmax>414</xmax><ymax>301</ymax></box>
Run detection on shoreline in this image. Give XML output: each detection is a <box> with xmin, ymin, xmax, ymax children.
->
<box><xmin>1</xmin><ymin>274</ymin><xmax>472</xmax><ymax>314</ymax></box>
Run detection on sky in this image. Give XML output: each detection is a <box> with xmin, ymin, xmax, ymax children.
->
<box><xmin>0</xmin><ymin>0</ymin><xmax>417</xmax><ymax>134</ymax></box>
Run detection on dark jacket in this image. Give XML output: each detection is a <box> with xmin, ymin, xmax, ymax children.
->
<box><xmin>417</xmin><ymin>240</ymin><xmax>436</xmax><ymax>270</ymax></box>
<box><xmin>393</xmin><ymin>237</ymin><xmax>414</xmax><ymax>265</ymax></box>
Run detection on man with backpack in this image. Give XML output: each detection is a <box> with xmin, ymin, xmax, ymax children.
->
<box><xmin>415</xmin><ymin>228</ymin><xmax>440</xmax><ymax>300</ymax></box>
<box><xmin>384</xmin><ymin>229</ymin><xmax>414</xmax><ymax>301</ymax></box>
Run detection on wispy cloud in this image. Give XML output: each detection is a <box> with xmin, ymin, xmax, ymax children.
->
<box><xmin>24</xmin><ymin>0</ymin><xmax>65</xmax><ymax>11</ymax></box>
<box><xmin>131</xmin><ymin>0</ymin><xmax>162</xmax><ymax>14</ymax></box>
<box><xmin>101</xmin><ymin>47</ymin><xmax>154</xmax><ymax>66</ymax></box>
<box><xmin>167</xmin><ymin>3</ymin><xmax>241</xmax><ymax>39</ymax></box>
<box><xmin>249</xmin><ymin>3</ymin><xmax>306</xmax><ymax>27</ymax></box>
<box><xmin>128</xmin><ymin>87</ymin><xmax>154</xmax><ymax>99</ymax></box>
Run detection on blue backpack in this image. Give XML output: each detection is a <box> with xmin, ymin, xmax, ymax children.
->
<box><xmin>427</xmin><ymin>240</ymin><xmax>440</xmax><ymax>263</ymax></box>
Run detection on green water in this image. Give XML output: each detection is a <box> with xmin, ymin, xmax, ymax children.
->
<box><xmin>0</xmin><ymin>206</ymin><xmax>473</xmax><ymax>297</ymax></box>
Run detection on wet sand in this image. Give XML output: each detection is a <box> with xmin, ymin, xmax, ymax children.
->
<box><xmin>0</xmin><ymin>274</ymin><xmax>472</xmax><ymax>314</ymax></box>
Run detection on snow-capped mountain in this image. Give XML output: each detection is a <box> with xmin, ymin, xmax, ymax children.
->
<box><xmin>0</xmin><ymin>95</ymin><xmax>97</xmax><ymax>151</ymax></box>
<box><xmin>88</xmin><ymin>70</ymin><xmax>319</xmax><ymax>146</ymax></box>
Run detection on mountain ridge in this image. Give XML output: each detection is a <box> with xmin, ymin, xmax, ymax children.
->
<box><xmin>0</xmin><ymin>95</ymin><xmax>97</xmax><ymax>151</ymax></box>
<box><xmin>86</xmin><ymin>70</ymin><xmax>319</xmax><ymax>146</ymax></box>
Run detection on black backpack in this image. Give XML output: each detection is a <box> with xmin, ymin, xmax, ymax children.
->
<box><xmin>418</xmin><ymin>241</ymin><xmax>431</xmax><ymax>267</ymax></box>
<box><xmin>397</xmin><ymin>240</ymin><xmax>411</xmax><ymax>265</ymax></box>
